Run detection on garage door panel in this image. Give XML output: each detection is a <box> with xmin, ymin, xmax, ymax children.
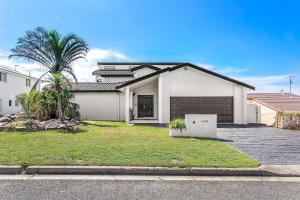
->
<box><xmin>170</xmin><ymin>97</ymin><xmax>233</xmax><ymax>123</ymax></box>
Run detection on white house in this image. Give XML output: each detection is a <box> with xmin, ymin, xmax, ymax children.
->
<box><xmin>71</xmin><ymin>62</ymin><xmax>255</xmax><ymax>125</ymax></box>
<box><xmin>0</xmin><ymin>66</ymin><xmax>40</xmax><ymax>115</ymax></box>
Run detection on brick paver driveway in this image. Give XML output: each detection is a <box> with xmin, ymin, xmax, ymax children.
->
<box><xmin>218</xmin><ymin>127</ymin><xmax>300</xmax><ymax>165</ymax></box>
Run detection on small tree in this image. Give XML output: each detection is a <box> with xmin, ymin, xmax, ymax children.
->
<box><xmin>16</xmin><ymin>91</ymin><xmax>39</xmax><ymax>120</ymax></box>
<box><xmin>10</xmin><ymin>27</ymin><xmax>88</xmax><ymax>122</ymax></box>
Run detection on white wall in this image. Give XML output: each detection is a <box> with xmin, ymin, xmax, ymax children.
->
<box><xmin>133</xmin><ymin>68</ymin><xmax>156</xmax><ymax>78</ymax></box>
<box><xmin>73</xmin><ymin>92</ymin><xmax>125</xmax><ymax>121</ymax></box>
<box><xmin>0</xmin><ymin>70</ymin><xmax>39</xmax><ymax>115</ymax></box>
<box><xmin>248</xmin><ymin>100</ymin><xmax>277</xmax><ymax>126</ymax></box>
<box><xmin>132</xmin><ymin>80</ymin><xmax>158</xmax><ymax>119</ymax></box>
<box><xmin>95</xmin><ymin>75</ymin><xmax>133</xmax><ymax>83</ymax></box>
<box><xmin>159</xmin><ymin>67</ymin><xmax>248</xmax><ymax>124</ymax></box>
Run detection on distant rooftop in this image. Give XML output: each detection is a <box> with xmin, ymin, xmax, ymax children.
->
<box><xmin>92</xmin><ymin>69</ymin><xmax>134</xmax><ymax>76</ymax></box>
<box><xmin>0</xmin><ymin>65</ymin><xmax>38</xmax><ymax>79</ymax></box>
<box><xmin>248</xmin><ymin>93</ymin><xmax>300</xmax><ymax>112</ymax></box>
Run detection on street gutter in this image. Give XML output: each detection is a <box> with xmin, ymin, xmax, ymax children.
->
<box><xmin>1</xmin><ymin>165</ymin><xmax>300</xmax><ymax>177</ymax></box>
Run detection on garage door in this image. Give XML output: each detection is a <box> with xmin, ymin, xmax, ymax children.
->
<box><xmin>170</xmin><ymin>97</ymin><xmax>233</xmax><ymax>123</ymax></box>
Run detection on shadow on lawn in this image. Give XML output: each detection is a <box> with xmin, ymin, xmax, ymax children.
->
<box><xmin>81</xmin><ymin>121</ymin><xmax>120</xmax><ymax>128</ymax></box>
<box><xmin>176</xmin><ymin>137</ymin><xmax>233</xmax><ymax>142</ymax></box>
<box><xmin>58</xmin><ymin>128</ymin><xmax>88</xmax><ymax>134</ymax></box>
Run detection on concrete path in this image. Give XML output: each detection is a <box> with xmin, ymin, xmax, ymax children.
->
<box><xmin>0</xmin><ymin>175</ymin><xmax>299</xmax><ymax>200</ymax></box>
<box><xmin>218</xmin><ymin>127</ymin><xmax>300</xmax><ymax>165</ymax></box>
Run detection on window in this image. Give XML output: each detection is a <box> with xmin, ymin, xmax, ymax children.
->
<box><xmin>26</xmin><ymin>78</ymin><xmax>31</xmax><ymax>87</ymax></box>
<box><xmin>104</xmin><ymin>66</ymin><xmax>115</xmax><ymax>70</ymax></box>
<box><xmin>9</xmin><ymin>100</ymin><xmax>12</xmax><ymax>107</ymax></box>
<box><xmin>0</xmin><ymin>72</ymin><xmax>7</xmax><ymax>82</ymax></box>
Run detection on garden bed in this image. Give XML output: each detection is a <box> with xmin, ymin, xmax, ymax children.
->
<box><xmin>0</xmin><ymin>115</ymin><xmax>80</xmax><ymax>132</ymax></box>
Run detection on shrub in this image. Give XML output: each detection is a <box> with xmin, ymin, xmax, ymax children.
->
<box><xmin>169</xmin><ymin>119</ymin><xmax>186</xmax><ymax>130</ymax></box>
<box><xmin>282</xmin><ymin>113</ymin><xmax>300</xmax><ymax>130</ymax></box>
<box><xmin>9</xmin><ymin>120</ymin><xmax>37</xmax><ymax>128</ymax></box>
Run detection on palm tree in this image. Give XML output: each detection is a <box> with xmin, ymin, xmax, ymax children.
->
<box><xmin>16</xmin><ymin>91</ymin><xmax>39</xmax><ymax>121</ymax></box>
<box><xmin>9</xmin><ymin>27</ymin><xmax>88</xmax><ymax>121</ymax></box>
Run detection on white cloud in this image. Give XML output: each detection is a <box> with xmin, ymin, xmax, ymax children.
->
<box><xmin>0</xmin><ymin>48</ymin><xmax>129</xmax><ymax>82</ymax></box>
<box><xmin>86</xmin><ymin>49</ymin><xmax>128</xmax><ymax>60</ymax></box>
<box><xmin>236</xmin><ymin>75</ymin><xmax>300</xmax><ymax>94</ymax></box>
<box><xmin>196</xmin><ymin>62</ymin><xmax>300</xmax><ymax>95</ymax></box>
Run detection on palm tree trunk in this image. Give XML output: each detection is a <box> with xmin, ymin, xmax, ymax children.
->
<box><xmin>57</xmin><ymin>92</ymin><xmax>64</xmax><ymax>122</ymax></box>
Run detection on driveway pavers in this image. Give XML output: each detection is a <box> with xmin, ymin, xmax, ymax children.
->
<box><xmin>218</xmin><ymin>127</ymin><xmax>300</xmax><ymax>165</ymax></box>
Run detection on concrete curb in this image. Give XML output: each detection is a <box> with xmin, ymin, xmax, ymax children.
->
<box><xmin>24</xmin><ymin>165</ymin><xmax>297</xmax><ymax>176</ymax></box>
<box><xmin>1</xmin><ymin>165</ymin><xmax>299</xmax><ymax>176</ymax></box>
<box><xmin>0</xmin><ymin>165</ymin><xmax>23</xmax><ymax>174</ymax></box>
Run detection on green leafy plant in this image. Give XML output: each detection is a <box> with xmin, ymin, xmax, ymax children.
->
<box><xmin>16</xmin><ymin>91</ymin><xmax>39</xmax><ymax>120</ymax></box>
<box><xmin>169</xmin><ymin>119</ymin><xmax>186</xmax><ymax>131</ymax></box>
<box><xmin>9</xmin><ymin>120</ymin><xmax>37</xmax><ymax>128</ymax></box>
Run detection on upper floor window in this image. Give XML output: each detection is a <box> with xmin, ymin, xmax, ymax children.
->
<box><xmin>9</xmin><ymin>100</ymin><xmax>12</xmax><ymax>107</ymax></box>
<box><xmin>26</xmin><ymin>78</ymin><xmax>31</xmax><ymax>87</ymax></box>
<box><xmin>104</xmin><ymin>66</ymin><xmax>115</xmax><ymax>70</ymax></box>
<box><xmin>0</xmin><ymin>72</ymin><xmax>7</xmax><ymax>82</ymax></box>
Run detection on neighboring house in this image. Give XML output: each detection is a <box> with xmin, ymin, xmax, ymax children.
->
<box><xmin>70</xmin><ymin>62</ymin><xmax>255</xmax><ymax>125</ymax></box>
<box><xmin>247</xmin><ymin>93</ymin><xmax>300</xmax><ymax>127</ymax></box>
<box><xmin>0</xmin><ymin>66</ymin><xmax>40</xmax><ymax>115</ymax></box>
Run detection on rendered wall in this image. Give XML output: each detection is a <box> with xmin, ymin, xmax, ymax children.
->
<box><xmin>0</xmin><ymin>71</ymin><xmax>39</xmax><ymax>115</ymax></box>
<box><xmin>73</xmin><ymin>92</ymin><xmax>125</xmax><ymax>121</ymax></box>
<box><xmin>159</xmin><ymin>67</ymin><xmax>248</xmax><ymax>124</ymax></box>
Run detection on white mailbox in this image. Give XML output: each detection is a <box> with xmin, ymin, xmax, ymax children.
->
<box><xmin>185</xmin><ymin>114</ymin><xmax>217</xmax><ymax>138</ymax></box>
<box><xmin>169</xmin><ymin>114</ymin><xmax>217</xmax><ymax>138</ymax></box>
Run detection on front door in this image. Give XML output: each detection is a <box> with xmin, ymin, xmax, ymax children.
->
<box><xmin>138</xmin><ymin>95</ymin><xmax>154</xmax><ymax>118</ymax></box>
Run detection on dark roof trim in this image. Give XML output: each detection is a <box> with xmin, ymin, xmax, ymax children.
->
<box><xmin>116</xmin><ymin>62</ymin><xmax>255</xmax><ymax>90</ymax></box>
<box><xmin>130</xmin><ymin>64</ymin><xmax>161</xmax><ymax>72</ymax></box>
<box><xmin>72</xmin><ymin>90</ymin><xmax>121</xmax><ymax>93</ymax></box>
<box><xmin>97</xmin><ymin>62</ymin><xmax>184</xmax><ymax>65</ymax></box>
<box><xmin>116</xmin><ymin>68</ymin><xmax>170</xmax><ymax>89</ymax></box>
<box><xmin>100</xmin><ymin>74</ymin><xmax>134</xmax><ymax>77</ymax></box>
<box><xmin>169</xmin><ymin>63</ymin><xmax>255</xmax><ymax>90</ymax></box>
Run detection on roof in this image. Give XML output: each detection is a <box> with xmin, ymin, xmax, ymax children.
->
<box><xmin>248</xmin><ymin>93</ymin><xmax>300</xmax><ymax>112</ymax></box>
<box><xmin>117</xmin><ymin>63</ymin><xmax>255</xmax><ymax>90</ymax></box>
<box><xmin>130</xmin><ymin>64</ymin><xmax>161</xmax><ymax>72</ymax></box>
<box><xmin>92</xmin><ymin>69</ymin><xmax>134</xmax><ymax>77</ymax></box>
<box><xmin>97</xmin><ymin>62</ymin><xmax>184</xmax><ymax>65</ymax></box>
<box><xmin>68</xmin><ymin>82</ymin><xmax>122</xmax><ymax>92</ymax></box>
<box><xmin>0</xmin><ymin>66</ymin><xmax>38</xmax><ymax>79</ymax></box>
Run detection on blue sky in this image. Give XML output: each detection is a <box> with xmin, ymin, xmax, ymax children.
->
<box><xmin>0</xmin><ymin>0</ymin><xmax>300</xmax><ymax>93</ymax></box>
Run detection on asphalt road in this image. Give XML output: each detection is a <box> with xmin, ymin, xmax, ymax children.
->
<box><xmin>0</xmin><ymin>175</ymin><xmax>299</xmax><ymax>200</ymax></box>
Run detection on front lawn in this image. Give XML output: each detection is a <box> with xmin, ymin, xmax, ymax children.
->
<box><xmin>0</xmin><ymin>121</ymin><xmax>259</xmax><ymax>168</ymax></box>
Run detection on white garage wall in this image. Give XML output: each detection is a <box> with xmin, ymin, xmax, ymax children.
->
<box><xmin>73</xmin><ymin>92</ymin><xmax>125</xmax><ymax>121</ymax></box>
<box><xmin>158</xmin><ymin>67</ymin><xmax>248</xmax><ymax>124</ymax></box>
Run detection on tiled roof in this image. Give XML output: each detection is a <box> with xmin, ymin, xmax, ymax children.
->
<box><xmin>68</xmin><ymin>82</ymin><xmax>122</xmax><ymax>92</ymax></box>
<box><xmin>248</xmin><ymin>93</ymin><xmax>300</xmax><ymax>112</ymax></box>
<box><xmin>92</xmin><ymin>69</ymin><xmax>133</xmax><ymax>76</ymax></box>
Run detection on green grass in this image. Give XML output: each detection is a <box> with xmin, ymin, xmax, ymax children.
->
<box><xmin>0</xmin><ymin>121</ymin><xmax>259</xmax><ymax>168</ymax></box>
